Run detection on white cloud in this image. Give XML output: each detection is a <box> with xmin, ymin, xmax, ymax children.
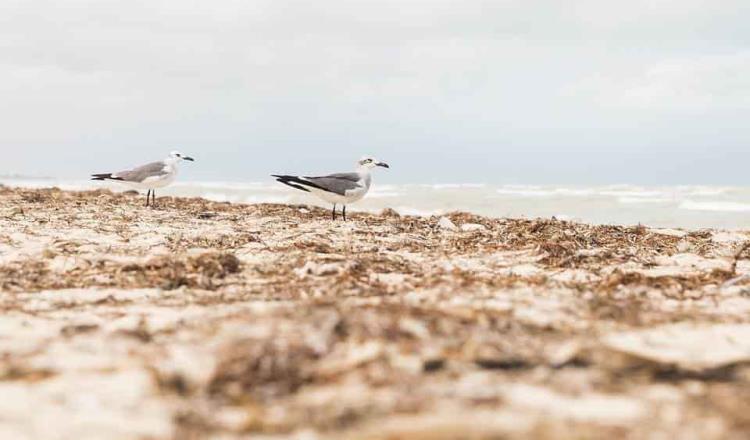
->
<box><xmin>565</xmin><ymin>52</ymin><xmax>750</xmax><ymax>110</ymax></box>
<box><xmin>0</xmin><ymin>0</ymin><xmax>749</xmax><ymax>180</ymax></box>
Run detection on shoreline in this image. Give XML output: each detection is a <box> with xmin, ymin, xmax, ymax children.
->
<box><xmin>4</xmin><ymin>180</ymin><xmax>750</xmax><ymax>230</ymax></box>
<box><xmin>1</xmin><ymin>187</ymin><xmax>750</xmax><ymax>439</ymax></box>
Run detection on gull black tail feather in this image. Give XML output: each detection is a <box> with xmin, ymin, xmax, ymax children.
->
<box><xmin>272</xmin><ymin>175</ymin><xmax>312</xmax><ymax>193</ymax></box>
<box><xmin>91</xmin><ymin>173</ymin><xmax>124</xmax><ymax>181</ymax></box>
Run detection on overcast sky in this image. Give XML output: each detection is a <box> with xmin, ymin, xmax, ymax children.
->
<box><xmin>1</xmin><ymin>0</ymin><xmax>749</xmax><ymax>184</ymax></box>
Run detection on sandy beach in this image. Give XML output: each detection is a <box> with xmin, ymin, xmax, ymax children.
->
<box><xmin>1</xmin><ymin>185</ymin><xmax>750</xmax><ymax>439</ymax></box>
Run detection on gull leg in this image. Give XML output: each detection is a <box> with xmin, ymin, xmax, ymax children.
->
<box><xmin>332</xmin><ymin>204</ymin><xmax>337</xmax><ymax>221</ymax></box>
<box><xmin>145</xmin><ymin>190</ymin><xmax>151</xmax><ymax>207</ymax></box>
<box><xmin>343</xmin><ymin>205</ymin><xmax>347</xmax><ymax>221</ymax></box>
<box><xmin>152</xmin><ymin>190</ymin><xmax>156</xmax><ymax>207</ymax></box>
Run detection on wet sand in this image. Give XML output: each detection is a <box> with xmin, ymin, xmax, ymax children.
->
<box><xmin>1</xmin><ymin>186</ymin><xmax>750</xmax><ymax>439</ymax></box>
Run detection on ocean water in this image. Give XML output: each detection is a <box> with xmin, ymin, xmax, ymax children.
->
<box><xmin>3</xmin><ymin>178</ymin><xmax>750</xmax><ymax>230</ymax></box>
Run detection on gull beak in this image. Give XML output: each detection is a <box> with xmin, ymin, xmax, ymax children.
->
<box><xmin>183</xmin><ymin>156</ymin><xmax>195</xmax><ymax>162</ymax></box>
<box><xmin>377</xmin><ymin>162</ymin><xmax>390</xmax><ymax>169</ymax></box>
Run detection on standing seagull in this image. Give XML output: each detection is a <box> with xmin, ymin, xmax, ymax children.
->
<box><xmin>91</xmin><ymin>151</ymin><xmax>195</xmax><ymax>207</ymax></box>
<box><xmin>273</xmin><ymin>157</ymin><xmax>389</xmax><ymax>221</ymax></box>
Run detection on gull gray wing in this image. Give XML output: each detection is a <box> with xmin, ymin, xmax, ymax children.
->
<box><xmin>304</xmin><ymin>173</ymin><xmax>363</xmax><ymax>196</ymax></box>
<box><xmin>113</xmin><ymin>161</ymin><xmax>168</xmax><ymax>183</ymax></box>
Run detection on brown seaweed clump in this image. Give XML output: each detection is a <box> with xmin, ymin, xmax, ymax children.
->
<box><xmin>0</xmin><ymin>252</ymin><xmax>241</xmax><ymax>292</ymax></box>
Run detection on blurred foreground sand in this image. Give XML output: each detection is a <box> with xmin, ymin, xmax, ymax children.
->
<box><xmin>1</xmin><ymin>186</ymin><xmax>750</xmax><ymax>439</ymax></box>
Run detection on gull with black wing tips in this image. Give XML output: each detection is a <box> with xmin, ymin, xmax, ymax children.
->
<box><xmin>91</xmin><ymin>151</ymin><xmax>195</xmax><ymax>207</ymax></box>
<box><xmin>273</xmin><ymin>156</ymin><xmax>390</xmax><ymax>220</ymax></box>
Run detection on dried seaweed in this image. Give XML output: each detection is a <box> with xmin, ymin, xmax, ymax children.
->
<box><xmin>0</xmin><ymin>187</ymin><xmax>749</xmax><ymax>439</ymax></box>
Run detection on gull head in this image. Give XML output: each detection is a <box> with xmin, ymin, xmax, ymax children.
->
<box><xmin>358</xmin><ymin>156</ymin><xmax>389</xmax><ymax>170</ymax></box>
<box><xmin>168</xmin><ymin>150</ymin><xmax>195</xmax><ymax>163</ymax></box>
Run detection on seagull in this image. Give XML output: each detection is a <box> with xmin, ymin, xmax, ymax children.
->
<box><xmin>273</xmin><ymin>156</ymin><xmax>390</xmax><ymax>220</ymax></box>
<box><xmin>91</xmin><ymin>151</ymin><xmax>195</xmax><ymax>207</ymax></box>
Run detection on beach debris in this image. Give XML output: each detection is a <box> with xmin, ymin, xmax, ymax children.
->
<box><xmin>210</xmin><ymin>335</ymin><xmax>322</xmax><ymax>401</ymax></box>
<box><xmin>723</xmin><ymin>274</ymin><xmax>750</xmax><ymax>288</ymax></box>
<box><xmin>575</xmin><ymin>248</ymin><xmax>604</xmax><ymax>258</ymax></box>
<box><xmin>545</xmin><ymin>341</ymin><xmax>582</xmax><ymax>367</ymax></box>
<box><xmin>339</xmin><ymin>410</ymin><xmax>535</xmax><ymax>439</ymax></box>
<box><xmin>503</xmin><ymin>384</ymin><xmax>646</xmax><ymax>425</ymax></box>
<box><xmin>197</xmin><ymin>212</ymin><xmax>218</xmax><ymax>220</ymax></box>
<box><xmin>650</xmin><ymin>228</ymin><xmax>687</xmax><ymax>238</ymax></box>
<box><xmin>601</xmin><ymin>323</ymin><xmax>750</xmax><ymax>372</ymax></box>
<box><xmin>294</xmin><ymin>262</ymin><xmax>343</xmax><ymax>278</ymax></box>
<box><xmin>676</xmin><ymin>240</ymin><xmax>694</xmax><ymax>253</ymax></box>
<box><xmin>315</xmin><ymin>341</ymin><xmax>384</xmax><ymax>378</ymax></box>
<box><xmin>191</xmin><ymin>252</ymin><xmax>242</xmax><ymax>277</ymax></box>
<box><xmin>713</xmin><ymin>231</ymin><xmax>750</xmax><ymax>244</ymax></box>
<box><xmin>437</xmin><ymin>216</ymin><xmax>458</xmax><ymax>231</ymax></box>
<box><xmin>460</xmin><ymin>223</ymin><xmax>486</xmax><ymax>232</ymax></box>
<box><xmin>381</xmin><ymin>208</ymin><xmax>400</xmax><ymax>218</ymax></box>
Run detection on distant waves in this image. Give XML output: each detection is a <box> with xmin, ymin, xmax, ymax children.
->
<box><xmin>2</xmin><ymin>178</ymin><xmax>750</xmax><ymax>228</ymax></box>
